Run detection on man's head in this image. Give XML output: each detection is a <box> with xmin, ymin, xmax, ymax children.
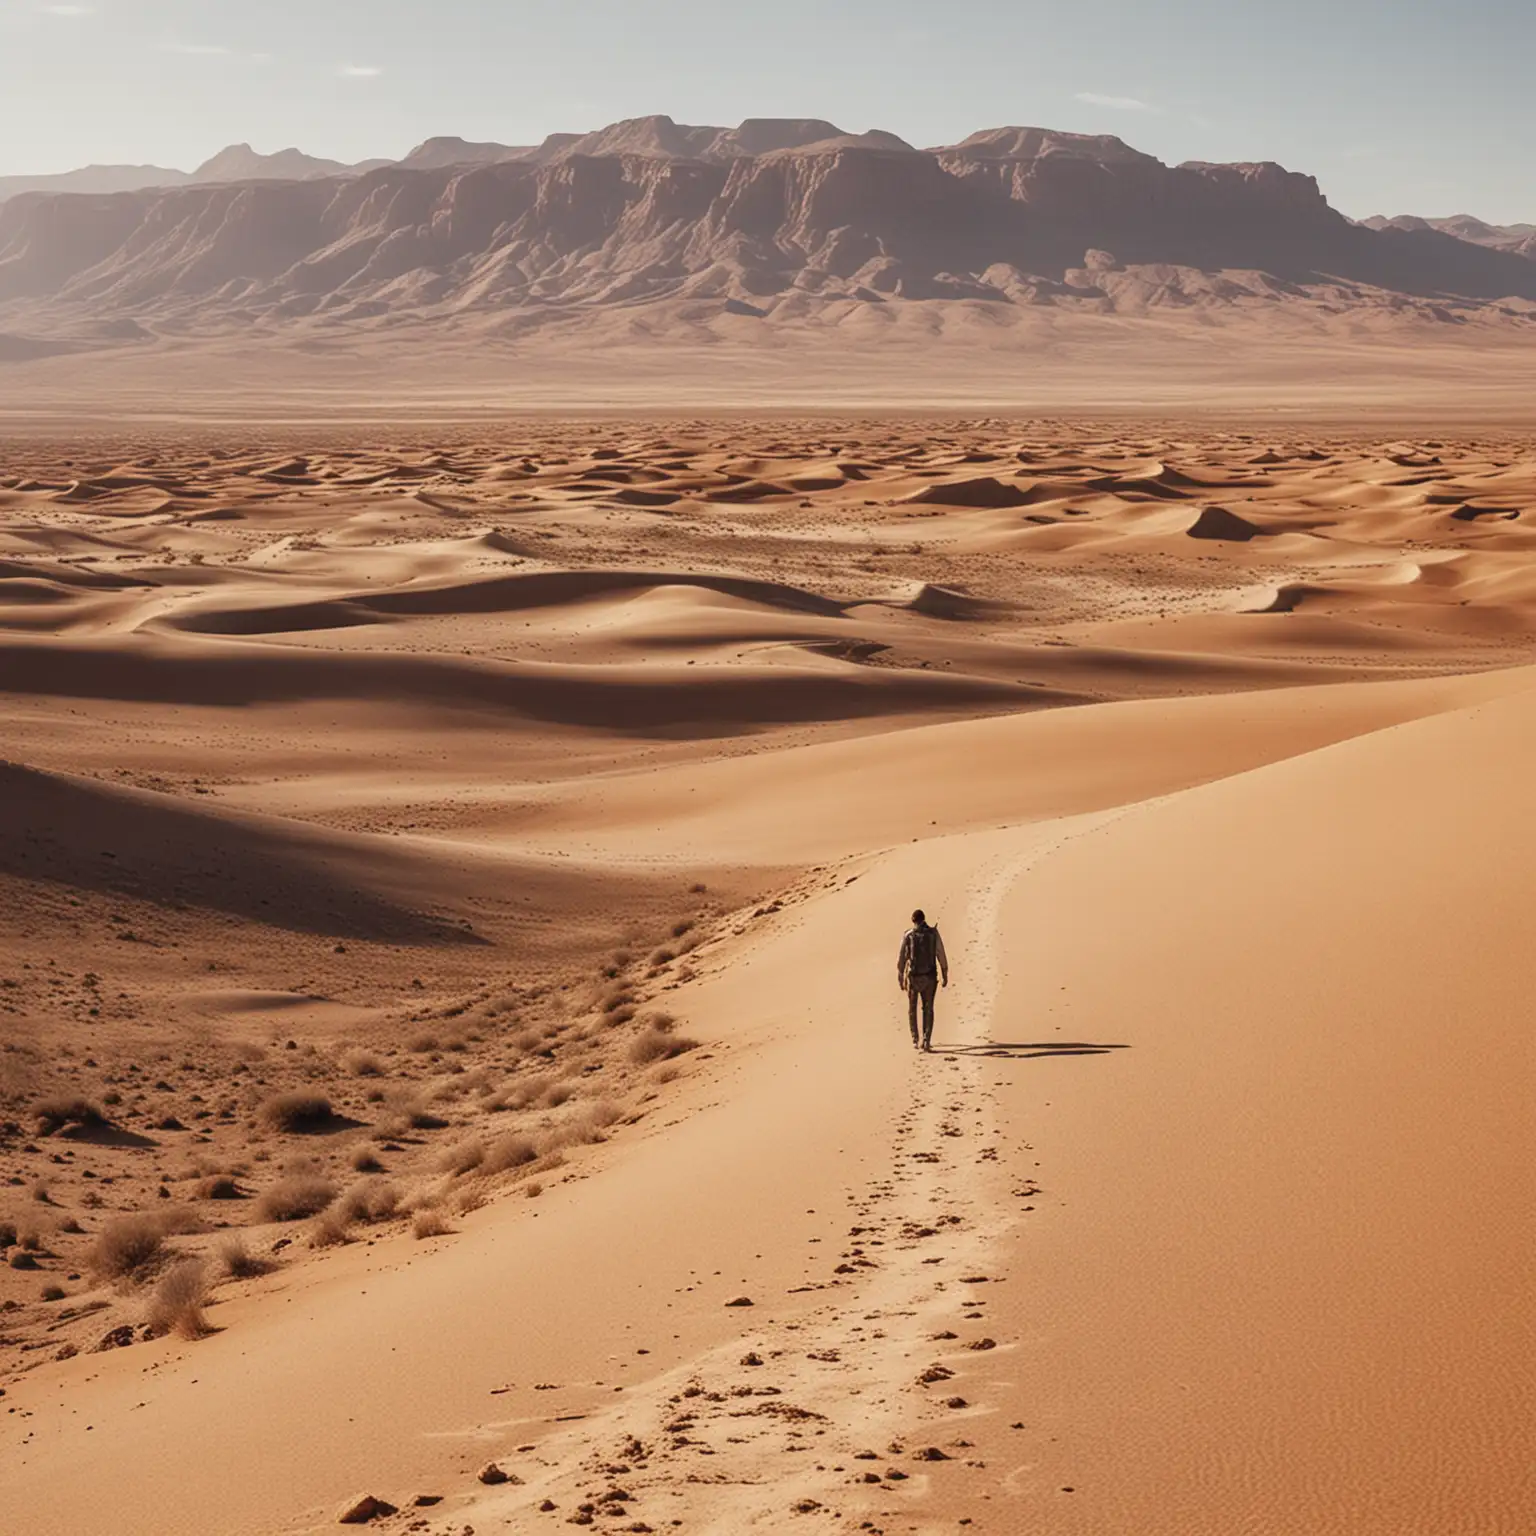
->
<box><xmin>911</xmin><ymin>909</ymin><xmax>926</xmax><ymax>926</ymax></box>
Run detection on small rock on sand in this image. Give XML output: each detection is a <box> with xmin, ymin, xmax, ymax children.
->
<box><xmin>477</xmin><ymin>1461</ymin><xmax>520</xmax><ymax>1485</ymax></box>
<box><xmin>336</xmin><ymin>1493</ymin><xmax>398</xmax><ymax>1524</ymax></box>
<box><xmin>724</xmin><ymin>1295</ymin><xmax>754</xmax><ymax>1307</ymax></box>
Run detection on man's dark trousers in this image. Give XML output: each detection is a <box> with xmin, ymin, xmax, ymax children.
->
<box><xmin>908</xmin><ymin>974</ymin><xmax>938</xmax><ymax>1049</ymax></box>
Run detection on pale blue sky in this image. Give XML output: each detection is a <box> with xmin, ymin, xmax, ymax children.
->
<box><xmin>3</xmin><ymin>0</ymin><xmax>1531</xmax><ymax>221</ymax></box>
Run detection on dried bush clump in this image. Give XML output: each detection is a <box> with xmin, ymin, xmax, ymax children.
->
<box><xmin>483</xmin><ymin>1133</ymin><xmax>538</xmax><ymax>1174</ymax></box>
<box><xmin>89</xmin><ymin>1214</ymin><xmax>166</xmax><ymax>1279</ymax></box>
<box><xmin>337</xmin><ymin>1178</ymin><xmax>400</xmax><ymax>1225</ymax></box>
<box><xmin>309</xmin><ymin>1206</ymin><xmax>354</xmax><ymax>1249</ymax></box>
<box><xmin>253</xmin><ymin>1175</ymin><xmax>337</xmax><ymax>1223</ymax></box>
<box><xmin>411</xmin><ymin>1208</ymin><xmax>452</xmax><ymax>1240</ymax></box>
<box><xmin>629</xmin><ymin>1025</ymin><xmax>701</xmax><ymax>1066</ymax></box>
<box><xmin>350</xmin><ymin>1147</ymin><xmax>384</xmax><ymax>1173</ymax></box>
<box><xmin>437</xmin><ymin>1139</ymin><xmax>485</xmax><ymax>1177</ymax></box>
<box><xmin>195</xmin><ymin>1175</ymin><xmax>241</xmax><ymax>1201</ymax></box>
<box><xmin>146</xmin><ymin>1258</ymin><xmax>211</xmax><ymax>1339</ymax></box>
<box><xmin>215</xmin><ymin>1233</ymin><xmax>276</xmax><ymax>1279</ymax></box>
<box><xmin>343</xmin><ymin>1049</ymin><xmax>385</xmax><ymax>1077</ymax></box>
<box><xmin>257</xmin><ymin>1091</ymin><xmax>334</xmax><ymax>1134</ymax></box>
<box><xmin>33</xmin><ymin>1097</ymin><xmax>108</xmax><ymax>1136</ymax></box>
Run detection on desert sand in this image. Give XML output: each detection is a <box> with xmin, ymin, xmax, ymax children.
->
<box><xmin>2</xmin><ymin>415</ymin><xmax>1533</xmax><ymax>1535</ymax></box>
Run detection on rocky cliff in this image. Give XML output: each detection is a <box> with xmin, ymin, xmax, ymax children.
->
<box><xmin>2</xmin><ymin>116</ymin><xmax>1533</xmax><ymax>334</ymax></box>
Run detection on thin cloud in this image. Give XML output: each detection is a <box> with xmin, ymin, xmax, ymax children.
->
<box><xmin>162</xmin><ymin>42</ymin><xmax>234</xmax><ymax>56</ymax></box>
<box><xmin>1075</xmin><ymin>91</ymin><xmax>1160</xmax><ymax>114</ymax></box>
<box><xmin>339</xmin><ymin>64</ymin><xmax>383</xmax><ymax>78</ymax></box>
<box><xmin>40</xmin><ymin>4</ymin><xmax>97</xmax><ymax>14</ymax></box>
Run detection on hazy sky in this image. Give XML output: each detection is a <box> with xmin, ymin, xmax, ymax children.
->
<box><xmin>2</xmin><ymin>0</ymin><xmax>1531</xmax><ymax>221</ymax></box>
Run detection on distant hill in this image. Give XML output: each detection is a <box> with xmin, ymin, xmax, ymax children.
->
<box><xmin>1</xmin><ymin>116</ymin><xmax>1534</xmax><ymax>337</ymax></box>
<box><xmin>1363</xmin><ymin>213</ymin><xmax>1536</xmax><ymax>261</ymax></box>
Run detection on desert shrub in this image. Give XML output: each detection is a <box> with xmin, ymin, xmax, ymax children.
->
<box><xmin>629</xmin><ymin>1026</ymin><xmax>701</xmax><ymax>1066</ymax></box>
<box><xmin>648</xmin><ymin>947</ymin><xmax>675</xmax><ymax>967</ymax></box>
<box><xmin>33</xmin><ymin>1097</ymin><xmax>107</xmax><ymax>1136</ymax></box>
<box><xmin>195</xmin><ymin>1175</ymin><xmax>241</xmax><ymax>1201</ymax></box>
<box><xmin>337</xmin><ymin>1178</ymin><xmax>399</xmax><ymax>1225</ymax></box>
<box><xmin>41</xmin><ymin>1284</ymin><xmax>66</xmax><ymax>1302</ymax></box>
<box><xmin>484</xmin><ymin>1133</ymin><xmax>538</xmax><ymax>1174</ymax></box>
<box><xmin>253</xmin><ymin>1175</ymin><xmax>337</xmax><ymax>1223</ymax></box>
<box><xmin>542</xmin><ymin>1081</ymin><xmax>575</xmax><ymax>1109</ymax></box>
<box><xmin>257</xmin><ymin>1092</ymin><xmax>333</xmax><ymax>1133</ymax></box>
<box><xmin>215</xmin><ymin>1234</ymin><xmax>275</xmax><ymax>1279</ymax></box>
<box><xmin>350</xmin><ymin>1147</ymin><xmax>384</xmax><ymax>1173</ymax></box>
<box><xmin>408</xmin><ymin>1034</ymin><xmax>438</xmax><ymax>1054</ymax></box>
<box><xmin>411</xmin><ymin>1208</ymin><xmax>451</xmax><ymax>1240</ymax></box>
<box><xmin>601</xmin><ymin>987</ymin><xmax>635</xmax><ymax>1015</ymax></box>
<box><xmin>308</xmin><ymin>1206</ymin><xmax>354</xmax><ymax>1248</ymax></box>
<box><xmin>146</xmin><ymin>1259</ymin><xmax>211</xmax><ymax>1339</ymax></box>
<box><xmin>608</xmin><ymin>1004</ymin><xmax>637</xmax><ymax>1025</ymax></box>
<box><xmin>343</xmin><ymin>1050</ymin><xmax>385</xmax><ymax>1077</ymax></box>
<box><xmin>89</xmin><ymin>1214</ymin><xmax>165</xmax><ymax>1278</ymax></box>
<box><xmin>437</xmin><ymin>1139</ymin><xmax>485</xmax><ymax>1177</ymax></box>
<box><xmin>0</xmin><ymin>1220</ymin><xmax>16</xmax><ymax>1249</ymax></box>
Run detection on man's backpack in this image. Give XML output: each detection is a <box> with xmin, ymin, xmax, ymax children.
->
<box><xmin>908</xmin><ymin>924</ymin><xmax>938</xmax><ymax>976</ymax></box>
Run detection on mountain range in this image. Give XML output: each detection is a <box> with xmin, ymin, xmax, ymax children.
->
<box><xmin>1</xmin><ymin>115</ymin><xmax>1533</xmax><ymax>341</ymax></box>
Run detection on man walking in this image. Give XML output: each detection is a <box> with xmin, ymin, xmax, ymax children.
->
<box><xmin>897</xmin><ymin>908</ymin><xmax>949</xmax><ymax>1052</ymax></box>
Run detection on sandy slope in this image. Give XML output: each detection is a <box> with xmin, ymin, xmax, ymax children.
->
<box><xmin>4</xmin><ymin>663</ymin><xmax>1533</xmax><ymax>1534</ymax></box>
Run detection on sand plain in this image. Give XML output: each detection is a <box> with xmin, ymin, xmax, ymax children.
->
<box><xmin>1</xmin><ymin>415</ymin><xmax>1533</xmax><ymax>1535</ymax></box>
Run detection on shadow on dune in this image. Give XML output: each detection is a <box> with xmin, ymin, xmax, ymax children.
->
<box><xmin>940</xmin><ymin>1040</ymin><xmax>1129</xmax><ymax>1059</ymax></box>
<box><xmin>0</xmin><ymin>760</ymin><xmax>484</xmax><ymax>946</ymax></box>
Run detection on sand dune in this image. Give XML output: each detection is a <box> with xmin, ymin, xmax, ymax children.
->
<box><xmin>2</xmin><ymin>416</ymin><xmax>1533</xmax><ymax>1536</ymax></box>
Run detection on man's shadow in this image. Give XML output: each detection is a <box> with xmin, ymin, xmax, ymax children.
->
<box><xmin>940</xmin><ymin>1040</ymin><xmax>1129</xmax><ymax>1060</ymax></box>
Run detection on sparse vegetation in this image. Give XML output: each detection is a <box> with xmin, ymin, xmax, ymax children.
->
<box><xmin>343</xmin><ymin>1049</ymin><xmax>385</xmax><ymax>1077</ymax></box>
<box><xmin>33</xmin><ymin>1097</ymin><xmax>108</xmax><ymax>1136</ymax></box>
<box><xmin>146</xmin><ymin>1258</ymin><xmax>211</xmax><ymax>1339</ymax></box>
<box><xmin>411</xmin><ymin>1208</ymin><xmax>452</xmax><ymax>1240</ymax></box>
<box><xmin>216</xmin><ymin>1233</ymin><xmax>276</xmax><ymax>1279</ymax></box>
<box><xmin>89</xmin><ymin>1214</ymin><xmax>168</xmax><ymax>1278</ymax></box>
<box><xmin>257</xmin><ymin>1091</ymin><xmax>334</xmax><ymax>1133</ymax></box>
<box><xmin>483</xmin><ymin>1133</ymin><xmax>538</xmax><ymax>1173</ymax></box>
<box><xmin>351</xmin><ymin>1146</ymin><xmax>384</xmax><ymax>1173</ymax></box>
<box><xmin>437</xmin><ymin>1139</ymin><xmax>485</xmax><ymax>1177</ymax></box>
<box><xmin>195</xmin><ymin>1175</ymin><xmax>241</xmax><ymax>1201</ymax></box>
<box><xmin>629</xmin><ymin>1024</ymin><xmax>701</xmax><ymax>1066</ymax></box>
<box><xmin>336</xmin><ymin>1178</ymin><xmax>400</xmax><ymax>1225</ymax></box>
<box><xmin>253</xmin><ymin>1174</ymin><xmax>337</xmax><ymax>1223</ymax></box>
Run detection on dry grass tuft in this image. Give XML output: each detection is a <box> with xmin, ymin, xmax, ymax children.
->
<box><xmin>437</xmin><ymin>1139</ymin><xmax>485</xmax><ymax>1177</ymax></box>
<box><xmin>257</xmin><ymin>1091</ymin><xmax>334</xmax><ymax>1133</ymax></box>
<box><xmin>483</xmin><ymin>1133</ymin><xmax>538</xmax><ymax>1174</ymax></box>
<box><xmin>215</xmin><ymin>1233</ymin><xmax>276</xmax><ymax>1279</ymax></box>
<box><xmin>89</xmin><ymin>1214</ymin><xmax>166</xmax><ymax>1279</ymax></box>
<box><xmin>308</xmin><ymin>1206</ymin><xmax>354</xmax><ymax>1249</ymax></box>
<box><xmin>629</xmin><ymin>1024</ymin><xmax>701</xmax><ymax>1066</ymax></box>
<box><xmin>411</xmin><ymin>1208</ymin><xmax>452</xmax><ymax>1240</ymax></box>
<box><xmin>195</xmin><ymin>1175</ymin><xmax>241</xmax><ymax>1201</ymax></box>
<box><xmin>253</xmin><ymin>1174</ymin><xmax>337</xmax><ymax>1223</ymax></box>
<box><xmin>350</xmin><ymin>1146</ymin><xmax>384</xmax><ymax>1173</ymax></box>
<box><xmin>33</xmin><ymin>1097</ymin><xmax>108</xmax><ymax>1136</ymax></box>
<box><xmin>343</xmin><ymin>1049</ymin><xmax>385</xmax><ymax>1077</ymax></box>
<box><xmin>146</xmin><ymin>1258</ymin><xmax>211</xmax><ymax>1339</ymax></box>
<box><xmin>336</xmin><ymin>1178</ymin><xmax>400</xmax><ymax>1225</ymax></box>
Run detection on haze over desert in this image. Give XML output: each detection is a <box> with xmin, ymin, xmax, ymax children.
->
<box><xmin>2</xmin><ymin>4</ymin><xmax>1534</xmax><ymax>1532</ymax></box>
